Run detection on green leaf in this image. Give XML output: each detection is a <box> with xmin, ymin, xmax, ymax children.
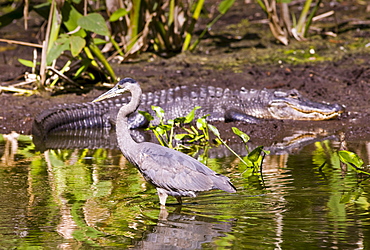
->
<box><xmin>173</xmin><ymin>117</ymin><xmax>186</xmax><ymax>124</ymax></box>
<box><xmin>70</xmin><ymin>36</ymin><xmax>86</xmax><ymax>57</ymax></box>
<box><xmin>78</xmin><ymin>13</ymin><xmax>110</xmax><ymax>36</ymax></box>
<box><xmin>232</xmin><ymin>127</ymin><xmax>250</xmax><ymax>143</ymax></box>
<box><xmin>196</xmin><ymin>119</ymin><xmax>205</xmax><ymax>130</ymax></box>
<box><xmin>185</xmin><ymin>106</ymin><xmax>201</xmax><ymax>123</ymax></box>
<box><xmin>338</xmin><ymin>150</ymin><xmax>364</xmax><ymax>168</ymax></box>
<box><xmin>151</xmin><ymin>106</ymin><xmax>165</xmax><ymax>120</ymax></box>
<box><xmin>138</xmin><ymin>110</ymin><xmax>154</xmax><ymax>122</ymax></box>
<box><xmin>109</xmin><ymin>8</ymin><xmax>129</xmax><ymax>22</ymax></box>
<box><xmin>208</xmin><ymin>124</ymin><xmax>220</xmax><ymax>137</ymax></box>
<box><xmin>46</xmin><ymin>36</ymin><xmax>70</xmax><ymax>64</ymax></box>
<box><xmin>218</xmin><ymin>0</ymin><xmax>236</xmax><ymax>14</ymax></box>
<box><xmin>248</xmin><ymin>146</ymin><xmax>264</xmax><ymax>162</ymax></box>
<box><xmin>61</xmin><ymin>2</ymin><xmax>86</xmax><ymax>37</ymax></box>
<box><xmin>18</xmin><ymin>58</ymin><xmax>35</xmax><ymax>68</ymax></box>
<box><xmin>93</xmin><ymin>38</ymin><xmax>107</xmax><ymax>45</ymax></box>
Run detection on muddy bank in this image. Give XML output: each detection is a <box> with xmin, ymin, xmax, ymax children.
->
<box><xmin>0</xmin><ymin>1</ymin><xmax>369</xmax><ymax>142</ymax></box>
<box><xmin>1</xmin><ymin>54</ymin><xmax>370</xmax><ymax>144</ymax></box>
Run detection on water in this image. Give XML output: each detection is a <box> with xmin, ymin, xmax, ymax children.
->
<box><xmin>0</xmin><ymin>132</ymin><xmax>370</xmax><ymax>249</ymax></box>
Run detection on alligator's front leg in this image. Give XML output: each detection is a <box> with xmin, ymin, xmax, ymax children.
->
<box><xmin>108</xmin><ymin>108</ymin><xmax>150</xmax><ymax>129</ymax></box>
<box><xmin>224</xmin><ymin>109</ymin><xmax>261</xmax><ymax>124</ymax></box>
<box><xmin>128</xmin><ymin>112</ymin><xmax>150</xmax><ymax>129</ymax></box>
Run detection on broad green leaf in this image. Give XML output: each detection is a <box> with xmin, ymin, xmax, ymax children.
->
<box><xmin>70</xmin><ymin>36</ymin><xmax>86</xmax><ymax>57</ymax></box>
<box><xmin>232</xmin><ymin>127</ymin><xmax>250</xmax><ymax>143</ymax></box>
<box><xmin>138</xmin><ymin>110</ymin><xmax>154</xmax><ymax>122</ymax></box>
<box><xmin>78</xmin><ymin>13</ymin><xmax>110</xmax><ymax>36</ymax></box>
<box><xmin>196</xmin><ymin>117</ymin><xmax>207</xmax><ymax>130</ymax></box>
<box><xmin>154</xmin><ymin>126</ymin><xmax>167</xmax><ymax>136</ymax></box>
<box><xmin>109</xmin><ymin>8</ymin><xmax>129</xmax><ymax>22</ymax></box>
<box><xmin>208</xmin><ymin>124</ymin><xmax>220</xmax><ymax>137</ymax></box>
<box><xmin>185</xmin><ymin>106</ymin><xmax>201</xmax><ymax>123</ymax></box>
<box><xmin>151</xmin><ymin>106</ymin><xmax>165</xmax><ymax>119</ymax></box>
<box><xmin>248</xmin><ymin>146</ymin><xmax>264</xmax><ymax>162</ymax></box>
<box><xmin>46</xmin><ymin>36</ymin><xmax>70</xmax><ymax>64</ymax></box>
<box><xmin>18</xmin><ymin>58</ymin><xmax>35</xmax><ymax>68</ymax></box>
<box><xmin>61</xmin><ymin>2</ymin><xmax>86</xmax><ymax>37</ymax></box>
<box><xmin>338</xmin><ymin>150</ymin><xmax>364</xmax><ymax>168</ymax></box>
<box><xmin>218</xmin><ymin>0</ymin><xmax>235</xmax><ymax>14</ymax></box>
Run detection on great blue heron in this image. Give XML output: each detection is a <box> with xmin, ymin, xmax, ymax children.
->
<box><xmin>93</xmin><ymin>78</ymin><xmax>236</xmax><ymax>206</ymax></box>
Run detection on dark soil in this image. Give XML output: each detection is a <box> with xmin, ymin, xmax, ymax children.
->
<box><xmin>1</xmin><ymin>1</ymin><xmax>370</xmax><ymax>144</ymax></box>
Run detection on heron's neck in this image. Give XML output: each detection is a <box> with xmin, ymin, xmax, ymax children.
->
<box><xmin>116</xmin><ymin>87</ymin><xmax>142</xmax><ymax>159</ymax></box>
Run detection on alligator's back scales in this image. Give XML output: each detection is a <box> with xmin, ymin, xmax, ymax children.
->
<box><xmin>33</xmin><ymin>85</ymin><xmax>344</xmax><ymax>135</ymax></box>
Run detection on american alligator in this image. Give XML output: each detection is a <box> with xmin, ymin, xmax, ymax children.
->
<box><xmin>32</xmin><ymin>85</ymin><xmax>344</xmax><ymax>135</ymax></box>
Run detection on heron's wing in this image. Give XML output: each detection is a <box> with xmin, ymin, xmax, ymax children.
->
<box><xmin>138</xmin><ymin>143</ymin><xmax>223</xmax><ymax>192</ymax></box>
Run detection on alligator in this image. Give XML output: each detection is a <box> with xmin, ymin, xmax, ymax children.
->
<box><xmin>32</xmin><ymin>85</ymin><xmax>344</xmax><ymax>135</ymax></box>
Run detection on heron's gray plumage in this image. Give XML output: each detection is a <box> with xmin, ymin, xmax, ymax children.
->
<box><xmin>93</xmin><ymin>78</ymin><xmax>236</xmax><ymax>206</ymax></box>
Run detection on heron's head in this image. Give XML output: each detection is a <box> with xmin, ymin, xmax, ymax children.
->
<box><xmin>92</xmin><ymin>78</ymin><xmax>139</xmax><ymax>103</ymax></box>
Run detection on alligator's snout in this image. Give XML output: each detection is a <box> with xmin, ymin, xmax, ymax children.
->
<box><xmin>331</xmin><ymin>103</ymin><xmax>345</xmax><ymax>113</ymax></box>
<box><xmin>269</xmin><ymin>97</ymin><xmax>345</xmax><ymax>120</ymax></box>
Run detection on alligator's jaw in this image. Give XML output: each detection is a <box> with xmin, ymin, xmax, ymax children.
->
<box><xmin>268</xmin><ymin>100</ymin><xmax>345</xmax><ymax>120</ymax></box>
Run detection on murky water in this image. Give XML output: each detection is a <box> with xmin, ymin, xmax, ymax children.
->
<box><xmin>1</xmin><ymin>131</ymin><xmax>370</xmax><ymax>249</ymax></box>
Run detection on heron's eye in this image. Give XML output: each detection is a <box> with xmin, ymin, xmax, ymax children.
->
<box><xmin>117</xmin><ymin>84</ymin><xmax>124</xmax><ymax>89</ymax></box>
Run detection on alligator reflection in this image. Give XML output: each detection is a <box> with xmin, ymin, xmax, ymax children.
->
<box><xmin>32</xmin><ymin>126</ymin><xmax>337</xmax><ymax>156</ymax></box>
<box><xmin>130</xmin><ymin>207</ymin><xmax>233</xmax><ymax>249</ymax></box>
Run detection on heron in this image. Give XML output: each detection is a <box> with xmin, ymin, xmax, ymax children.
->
<box><xmin>92</xmin><ymin>78</ymin><xmax>237</xmax><ymax>206</ymax></box>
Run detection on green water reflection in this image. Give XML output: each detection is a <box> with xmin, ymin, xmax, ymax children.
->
<box><xmin>0</xmin><ymin>134</ymin><xmax>370</xmax><ymax>249</ymax></box>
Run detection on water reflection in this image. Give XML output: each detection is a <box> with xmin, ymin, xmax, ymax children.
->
<box><xmin>1</xmin><ymin>131</ymin><xmax>370</xmax><ymax>248</ymax></box>
<box><xmin>130</xmin><ymin>206</ymin><xmax>234</xmax><ymax>249</ymax></box>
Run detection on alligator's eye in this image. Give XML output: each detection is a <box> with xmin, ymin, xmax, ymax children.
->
<box><xmin>288</xmin><ymin>90</ymin><xmax>301</xmax><ymax>99</ymax></box>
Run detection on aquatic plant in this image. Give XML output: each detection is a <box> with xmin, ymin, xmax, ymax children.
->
<box><xmin>255</xmin><ymin>0</ymin><xmax>333</xmax><ymax>45</ymax></box>
<box><xmin>141</xmin><ymin>105</ymin><xmax>268</xmax><ymax>175</ymax></box>
<box><xmin>0</xmin><ymin>0</ymin><xmax>235</xmax><ymax>94</ymax></box>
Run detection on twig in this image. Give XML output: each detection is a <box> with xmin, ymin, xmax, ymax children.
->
<box><xmin>0</xmin><ymin>86</ymin><xmax>35</xmax><ymax>95</ymax></box>
<box><xmin>0</xmin><ymin>38</ymin><xmax>42</xmax><ymax>48</ymax></box>
<box><xmin>46</xmin><ymin>67</ymin><xmax>81</xmax><ymax>87</ymax></box>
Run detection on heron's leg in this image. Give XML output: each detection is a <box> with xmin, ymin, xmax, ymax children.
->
<box><xmin>176</xmin><ymin>196</ymin><xmax>182</xmax><ymax>205</ymax></box>
<box><xmin>156</xmin><ymin>188</ymin><xmax>168</xmax><ymax>206</ymax></box>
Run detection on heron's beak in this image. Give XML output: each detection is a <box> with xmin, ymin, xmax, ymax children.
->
<box><xmin>92</xmin><ymin>87</ymin><xmax>120</xmax><ymax>103</ymax></box>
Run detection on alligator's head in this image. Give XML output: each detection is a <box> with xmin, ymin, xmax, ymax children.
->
<box><xmin>268</xmin><ymin>89</ymin><xmax>344</xmax><ymax>120</ymax></box>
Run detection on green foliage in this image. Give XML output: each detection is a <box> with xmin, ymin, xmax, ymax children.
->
<box><xmin>0</xmin><ymin>0</ymin><xmax>237</xmax><ymax>93</ymax></box>
<box><xmin>256</xmin><ymin>0</ymin><xmax>323</xmax><ymax>45</ymax></box>
<box><xmin>213</xmin><ymin>126</ymin><xmax>269</xmax><ymax>174</ymax></box>
<box><xmin>338</xmin><ymin>150</ymin><xmax>370</xmax><ymax>175</ymax></box>
<box><xmin>78</xmin><ymin>13</ymin><xmax>111</xmax><ymax>37</ymax></box>
<box><xmin>18</xmin><ymin>58</ymin><xmax>35</xmax><ymax>68</ymax></box>
<box><xmin>188</xmin><ymin>0</ymin><xmax>236</xmax><ymax>51</ymax></box>
<box><xmin>141</xmin><ymin>106</ymin><xmax>211</xmax><ymax>150</ymax></box>
<box><xmin>141</xmin><ymin>106</ymin><xmax>268</xmax><ymax>177</ymax></box>
<box><xmin>109</xmin><ymin>8</ymin><xmax>129</xmax><ymax>22</ymax></box>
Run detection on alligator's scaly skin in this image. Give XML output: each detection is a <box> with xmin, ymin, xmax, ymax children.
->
<box><xmin>32</xmin><ymin>86</ymin><xmax>344</xmax><ymax>135</ymax></box>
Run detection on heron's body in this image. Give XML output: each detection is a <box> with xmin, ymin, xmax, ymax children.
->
<box><xmin>93</xmin><ymin>78</ymin><xmax>236</xmax><ymax>206</ymax></box>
